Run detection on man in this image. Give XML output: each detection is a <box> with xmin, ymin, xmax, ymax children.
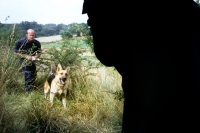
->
<box><xmin>14</xmin><ymin>29</ymin><xmax>41</xmax><ymax>92</ymax></box>
<box><xmin>82</xmin><ymin>0</ymin><xmax>200</xmax><ymax>133</ymax></box>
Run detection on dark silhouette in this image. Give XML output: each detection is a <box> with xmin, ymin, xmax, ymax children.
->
<box><xmin>82</xmin><ymin>0</ymin><xmax>200</xmax><ymax>132</ymax></box>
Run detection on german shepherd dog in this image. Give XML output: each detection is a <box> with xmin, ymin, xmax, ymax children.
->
<box><xmin>44</xmin><ymin>62</ymin><xmax>70</xmax><ymax>108</ymax></box>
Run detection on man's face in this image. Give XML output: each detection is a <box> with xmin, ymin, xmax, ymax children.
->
<box><xmin>26</xmin><ymin>31</ymin><xmax>35</xmax><ymax>42</ymax></box>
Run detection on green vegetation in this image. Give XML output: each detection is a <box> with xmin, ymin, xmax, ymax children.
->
<box><xmin>0</xmin><ymin>20</ymin><xmax>91</xmax><ymax>38</ymax></box>
<box><xmin>0</xmin><ymin>23</ymin><xmax>124</xmax><ymax>133</ymax></box>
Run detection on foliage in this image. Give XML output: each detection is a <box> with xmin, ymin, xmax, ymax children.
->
<box><xmin>0</xmin><ymin>96</ymin><xmax>15</xmax><ymax>133</ymax></box>
<box><xmin>113</xmin><ymin>90</ymin><xmax>124</xmax><ymax>101</ymax></box>
<box><xmin>83</xmin><ymin>36</ymin><xmax>94</xmax><ymax>53</ymax></box>
<box><xmin>40</xmin><ymin>38</ymin><xmax>100</xmax><ymax>101</ymax></box>
<box><xmin>0</xmin><ymin>23</ymin><xmax>124</xmax><ymax>133</ymax></box>
<box><xmin>22</xmin><ymin>95</ymin><xmax>71</xmax><ymax>133</ymax></box>
<box><xmin>0</xmin><ymin>23</ymin><xmax>22</xmax><ymax>132</ymax></box>
<box><xmin>0</xmin><ymin>24</ymin><xmax>21</xmax><ymax>46</ymax></box>
<box><xmin>60</xmin><ymin>23</ymin><xmax>91</xmax><ymax>39</ymax></box>
<box><xmin>60</xmin><ymin>30</ymin><xmax>73</xmax><ymax>39</ymax></box>
<box><xmin>0</xmin><ymin>21</ymin><xmax>90</xmax><ymax>38</ymax></box>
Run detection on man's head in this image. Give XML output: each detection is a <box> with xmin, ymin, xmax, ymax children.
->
<box><xmin>26</xmin><ymin>29</ymin><xmax>35</xmax><ymax>42</ymax></box>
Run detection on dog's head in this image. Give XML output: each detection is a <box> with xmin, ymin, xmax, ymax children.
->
<box><xmin>55</xmin><ymin>64</ymin><xmax>70</xmax><ymax>85</ymax></box>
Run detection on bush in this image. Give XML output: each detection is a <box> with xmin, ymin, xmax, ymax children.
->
<box><xmin>0</xmin><ymin>27</ymin><xmax>124</xmax><ymax>132</ymax></box>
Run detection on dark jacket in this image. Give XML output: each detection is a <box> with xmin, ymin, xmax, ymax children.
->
<box><xmin>14</xmin><ymin>38</ymin><xmax>41</xmax><ymax>63</ymax></box>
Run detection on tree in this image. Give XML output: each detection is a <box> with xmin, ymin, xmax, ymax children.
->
<box><xmin>0</xmin><ymin>21</ymin><xmax>89</xmax><ymax>38</ymax></box>
<box><xmin>62</xmin><ymin>23</ymin><xmax>90</xmax><ymax>37</ymax></box>
<box><xmin>60</xmin><ymin>30</ymin><xmax>73</xmax><ymax>39</ymax></box>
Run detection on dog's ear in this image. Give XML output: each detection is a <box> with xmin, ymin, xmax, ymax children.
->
<box><xmin>66</xmin><ymin>66</ymin><xmax>70</xmax><ymax>73</ymax></box>
<box><xmin>50</xmin><ymin>61</ymin><xmax>56</xmax><ymax>74</ymax></box>
<box><xmin>57</xmin><ymin>64</ymin><xmax>63</xmax><ymax>71</ymax></box>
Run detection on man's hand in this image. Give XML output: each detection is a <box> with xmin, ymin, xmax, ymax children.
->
<box><xmin>15</xmin><ymin>52</ymin><xmax>40</xmax><ymax>61</ymax></box>
<box><xmin>25</xmin><ymin>55</ymin><xmax>37</xmax><ymax>61</ymax></box>
<box><xmin>31</xmin><ymin>56</ymin><xmax>37</xmax><ymax>61</ymax></box>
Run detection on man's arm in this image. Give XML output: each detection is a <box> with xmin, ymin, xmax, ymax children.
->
<box><xmin>14</xmin><ymin>52</ymin><xmax>32</xmax><ymax>60</ymax></box>
<box><xmin>35</xmin><ymin>40</ymin><xmax>42</xmax><ymax>58</ymax></box>
<box><xmin>14</xmin><ymin>40</ymin><xmax>33</xmax><ymax>60</ymax></box>
<box><xmin>31</xmin><ymin>50</ymin><xmax>41</xmax><ymax>61</ymax></box>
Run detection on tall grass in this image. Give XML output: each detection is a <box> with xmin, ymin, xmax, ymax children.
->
<box><xmin>0</xmin><ymin>25</ymin><xmax>124</xmax><ymax>133</ymax></box>
<box><xmin>0</xmin><ymin>24</ymin><xmax>22</xmax><ymax>133</ymax></box>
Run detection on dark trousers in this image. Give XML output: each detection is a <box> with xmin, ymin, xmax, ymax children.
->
<box><xmin>22</xmin><ymin>62</ymin><xmax>36</xmax><ymax>91</ymax></box>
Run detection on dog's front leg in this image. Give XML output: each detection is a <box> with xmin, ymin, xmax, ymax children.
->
<box><xmin>44</xmin><ymin>87</ymin><xmax>50</xmax><ymax>99</ymax></box>
<box><xmin>44</xmin><ymin>81</ymin><xmax>50</xmax><ymax>99</ymax></box>
<box><xmin>50</xmin><ymin>92</ymin><xmax>55</xmax><ymax>107</ymax></box>
<box><xmin>61</xmin><ymin>93</ymin><xmax>67</xmax><ymax>108</ymax></box>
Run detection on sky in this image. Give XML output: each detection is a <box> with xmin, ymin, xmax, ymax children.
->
<box><xmin>0</xmin><ymin>0</ymin><xmax>88</xmax><ymax>25</ymax></box>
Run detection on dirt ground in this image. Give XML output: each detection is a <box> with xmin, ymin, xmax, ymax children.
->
<box><xmin>35</xmin><ymin>35</ymin><xmax>62</xmax><ymax>42</ymax></box>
